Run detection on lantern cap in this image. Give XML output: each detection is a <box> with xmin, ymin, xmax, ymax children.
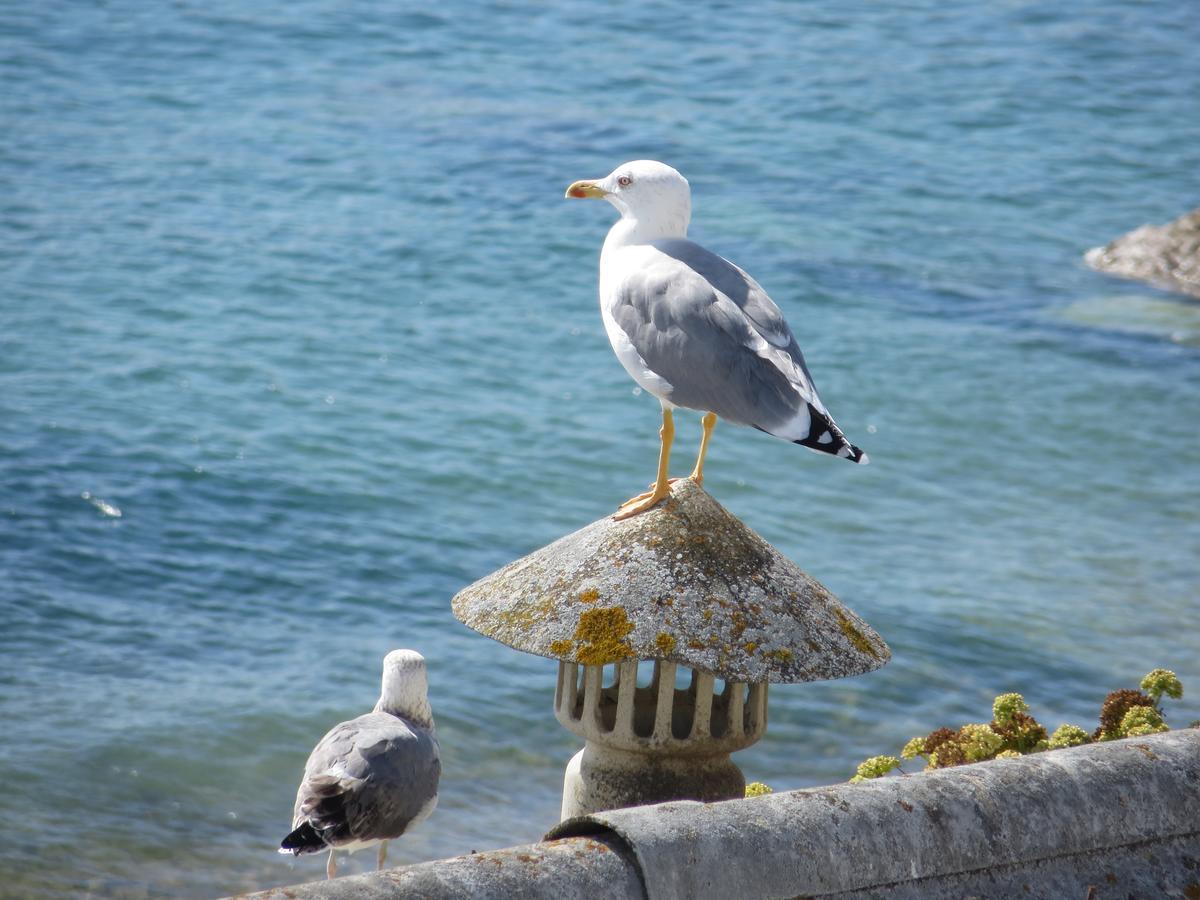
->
<box><xmin>451</xmin><ymin>480</ymin><xmax>888</xmax><ymax>684</ymax></box>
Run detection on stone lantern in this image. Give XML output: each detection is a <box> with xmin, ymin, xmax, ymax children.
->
<box><xmin>451</xmin><ymin>479</ymin><xmax>889</xmax><ymax>820</ymax></box>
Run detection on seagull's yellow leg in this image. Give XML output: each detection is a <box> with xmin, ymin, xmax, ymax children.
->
<box><xmin>326</xmin><ymin>849</ymin><xmax>337</xmax><ymax>879</ymax></box>
<box><xmin>615</xmin><ymin>408</ymin><xmax>675</xmax><ymax>519</ymax></box>
<box><xmin>689</xmin><ymin>412</ymin><xmax>718</xmax><ymax>485</ymax></box>
<box><xmin>377</xmin><ymin>840</ymin><xmax>388</xmax><ymax>870</ymax></box>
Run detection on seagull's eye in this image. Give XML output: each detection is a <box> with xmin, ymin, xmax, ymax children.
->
<box><xmin>617</xmin><ymin>175</ymin><xmax>633</xmax><ymax>187</ymax></box>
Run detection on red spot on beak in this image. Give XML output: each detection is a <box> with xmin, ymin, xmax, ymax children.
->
<box><xmin>568</xmin><ymin>186</ymin><xmax>587</xmax><ymax>198</ymax></box>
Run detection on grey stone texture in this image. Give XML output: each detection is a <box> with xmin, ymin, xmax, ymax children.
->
<box><xmin>234</xmin><ymin>835</ymin><xmax>642</xmax><ymax>900</ymax></box>
<box><xmin>1086</xmin><ymin>207</ymin><xmax>1200</xmax><ymax>299</ymax></box>
<box><xmin>237</xmin><ymin>729</ymin><xmax>1200</xmax><ymax>899</ymax></box>
<box><xmin>451</xmin><ymin>479</ymin><xmax>889</xmax><ymax>684</ymax></box>
<box><xmin>551</xmin><ymin>728</ymin><xmax>1200</xmax><ymax>898</ymax></box>
<box><xmin>560</xmin><ymin>744</ymin><xmax>749</xmax><ymax>820</ymax></box>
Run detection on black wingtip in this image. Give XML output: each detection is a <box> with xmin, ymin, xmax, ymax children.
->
<box><xmin>792</xmin><ymin>403</ymin><xmax>868</xmax><ymax>464</ymax></box>
<box><xmin>844</xmin><ymin>443</ymin><xmax>870</xmax><ymax>465</ymax></box>
<box><xmin>279</xmin><ymin>821</ymin><xmax>327</xmax><ymax>856</ymax></box>
<box><xmin>793</xmin><ymin>436</ymin><xmax>869</xmax><ymax>464</ymax></box>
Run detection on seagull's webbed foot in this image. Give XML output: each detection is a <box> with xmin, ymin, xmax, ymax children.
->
<box><xmin>614</xmin><ymin>481</ymin><xmax>672</xmax><ymax>519</ymax></box>
<box><xmin>633</xmin><ymin>476</ymin><xmax>682</xmax><ymax>493</ymax></box>
<box><xmin>620</xmin><ymin>487</ymin><xmax>656</xmax><ymax>506</ymax></box>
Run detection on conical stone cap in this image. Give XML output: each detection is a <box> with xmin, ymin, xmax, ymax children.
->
<box><xmin>452</xmin><ymin>480</ymin><xmax>889</xmax><ymax>684</ymax></box>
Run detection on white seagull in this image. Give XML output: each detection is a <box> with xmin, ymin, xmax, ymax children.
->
<box><xmin>279</xmin><ymin>650</ymin><xmax>440</xmax><ymax>879</ymax></box>
<box><xmin>566</xmin><ymin>160</ymin><xmax>868</xmax><ymax>519</ymax></box>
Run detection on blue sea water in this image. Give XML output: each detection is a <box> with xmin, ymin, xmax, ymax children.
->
<box><xmin>2</xmin><ymin>1</ymin><xmax>1199</xmax><ymax>895</ymax></box>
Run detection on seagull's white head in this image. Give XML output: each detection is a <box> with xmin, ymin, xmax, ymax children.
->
<box><xmin>376</xmin><ymin>649</ymin><xmax>434</xmax><ymax>728</ymax></box>
<box><xmin>566</xmin><ymin>160</ymin><xmax>691</xmax><ymax>240</ymax></box>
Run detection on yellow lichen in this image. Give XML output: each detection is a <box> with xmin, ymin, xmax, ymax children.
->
<box><xmin>836</xmin><ymin>610</ymin><xmax>880</xmax><ymax>658</ymax></box>
<box><xmin>743</xmin><ymin>642</ymin><xmax>758</xmax><ymax>654</ymax></box>
<box><xmin>655</xmin><ymin>632</ymin><xmax>676</xmax><ymax>654</ymax></box>
<box><xmin>730</xmin><ymin>611</ymin><xmax>747</xmax><ymax>638</ymax></box>
<box><xmin>572</xmin><ymin>606</ymin><xmax>634</xmax><ymax>665</ymax></box>
<box><xmin>578</xmin><ymin>588</ymin><xmax>600</xmax><ymax>604</ymax></box>
<box><xmin>769</xmin><ymin>648</ymin><xmax>794</xmax><ymax>663</ymax></box>
<box><xmin>702</xmin><ymin>609</ymin><xmax>714</xmax><ymax>622</ymax></box>
<box><xmin>744</xmin><ymin>781</ymin><xmax>774</xmax><ymax>797</ymax></box>
<box><xmin>687</xmin><ymin>639</ymin><xmax>707</xmax><ymax>650</ymax></box>
<box><xmin>549</xmin><ymin>639</ymin><xmax>572</xmax><ymax>656</ymax></box>
<box><xmin>491</xmin><ymin>595</ymin><xmax>557</xmax><ymax>639</ymax></box>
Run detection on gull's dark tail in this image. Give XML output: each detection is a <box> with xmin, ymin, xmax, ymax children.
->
<box><xmin>279</xmin><ymin>821</ymin><xmax>328</xmax><ymax>856</ymax></box>
<box><xmin>793</xmin><ymin>403</ymin><xmax>869</xmax><ymax>464</ymax></box>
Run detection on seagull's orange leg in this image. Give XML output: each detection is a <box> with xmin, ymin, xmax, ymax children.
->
<box><xmin>326</xmin><ymin>849</ymin><xmax>337</xmax><ymax>879</ymax></box>
<box><xmin>688</xmin><ymin>413</ymin><xmax>718</xmax><ymax>485</ymax></box>
<box><xmin>377</xmin><ymin>840</ymin><xmax>389</xmax><ymax>870</ymax></box>
<box><xmin>615</xmin><ymin>408</ymin><xmax>674</xmax><ymax>519</ymax></box>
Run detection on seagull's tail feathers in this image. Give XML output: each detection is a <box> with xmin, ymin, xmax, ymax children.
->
<box><xmin>279</xmin><ymin>821</ymin><xmax>328</xmax><ymax>856</ymax></box>
<box><xmin>788</xmin><ymin>403</ymin><xmax>869</xmax><ymax>464</ymax></box>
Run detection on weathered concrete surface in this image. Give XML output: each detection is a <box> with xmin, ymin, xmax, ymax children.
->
<box><xmin>550</xmin><ymin>728</ymin><xmax>1200</xmax><ymax>899</ymax></box>
<box><xmin>451</xmin><ymin>479</ymin><xmax>888</xmax><ymax>683</ymax></box>
<box><xmin>232</xmin><ymin>835</ymin><xmax>645</xmax><ymax>900</ymax></box>
<box><xmin>561</xmin><ymin>744</ymin><xmax>748</xmax><ymax>820</ymax></box>
<box><xmin>1086</xmin><ymin>207</ymin><xmax>1200</xmax><ymax>299</ymax></box>
<box><xmin>240</xmin><ymin>729</ymin><xmax>1200</xmax><ymax>899</ymax></box>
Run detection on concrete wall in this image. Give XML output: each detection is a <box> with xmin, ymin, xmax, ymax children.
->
<box><xmin>237</xmin><ymin>835</ymin><xmax>642</xmax><ymax>900</ymax></box>
<box><xmin>236</xmin><ymin>729</ymin><xmax>1200</xmax><ymax>899</ymax></box>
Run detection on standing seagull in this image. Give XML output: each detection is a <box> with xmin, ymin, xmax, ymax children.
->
<box><xmin>566</xmin><ymin>160</ymin><xmax>868</xmax><ymax>519</ymax></box>
<box><xmin>279</xmin><ymin>649</ymin><xmax>440</xmax><ymax>879</ymax></box>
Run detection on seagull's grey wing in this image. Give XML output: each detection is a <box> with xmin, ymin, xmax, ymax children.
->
<box><xmin>611</xmin><ymin>239</ymin><xmax>824</xmax><ymax>430</ymax></box>
<box><xmin>656</xmin><ymin>239</ymin><xmax>806</xmax><ymax>356</ymax></box>
<box><xmin>293</xmin><ymin>712</ymin><xmax>441</xmax><ymax>847</ymax></box>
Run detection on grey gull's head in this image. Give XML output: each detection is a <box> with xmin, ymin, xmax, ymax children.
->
<box><xmin>375</xmin><ymin>649</ymin><xmax>433</xmax><ymax>727</ymax></box>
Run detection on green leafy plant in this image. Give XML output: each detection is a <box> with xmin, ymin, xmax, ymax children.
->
<box><xmin>851</xmin><ymin>669</ymin><xmax>1186</xmax><ymax>782</ymax></box>
<box><xmin>850</xmin><ymin>756</ymin><xmax>901</xmax><ymax>783</ymax></box>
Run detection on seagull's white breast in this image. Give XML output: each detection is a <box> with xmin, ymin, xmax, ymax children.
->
<box><xmin>598</xmin><ymin>245</ymin><xmax>676</xmax><ymax>405</ymax></box>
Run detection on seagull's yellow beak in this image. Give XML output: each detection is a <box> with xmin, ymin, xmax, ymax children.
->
<box><xmin>565</xmin><ymin>180</ymin><xmax>608</xmax><ymax>199</ymax></box>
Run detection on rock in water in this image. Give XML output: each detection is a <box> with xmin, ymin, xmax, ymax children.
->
<box><xmin>1085</xmin><ymin>208</ymin><xmax>1200</xmax><ymax>299</ymax></box>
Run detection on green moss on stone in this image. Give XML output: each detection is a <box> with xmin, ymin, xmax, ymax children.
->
<box><xmin>835</xmin><ymin>610</ymin><xmax>881</xmax><ymax>658</ymax></box>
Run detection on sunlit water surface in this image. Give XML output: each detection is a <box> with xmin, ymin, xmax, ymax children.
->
<box><xmin>2</xmin><ymin>2</ymin><xmax>1198</xmax><ymax>895</ymax></box>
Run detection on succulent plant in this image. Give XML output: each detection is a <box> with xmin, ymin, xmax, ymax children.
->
<box><xmin>850</xmin><ymin>669</ymin><xmax>1184</xmax><ymax>783</ymax></box>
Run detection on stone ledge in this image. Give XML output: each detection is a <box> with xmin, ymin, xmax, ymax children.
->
<box><xmin>234</xmin><ymin>835</ymin><xmax>644</xmax><ymax>900</ymax></box>
<box><xmin>235</xmin><ymin>729</ymin><xmax>1200</xmax><ymax>899</ymax></box>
